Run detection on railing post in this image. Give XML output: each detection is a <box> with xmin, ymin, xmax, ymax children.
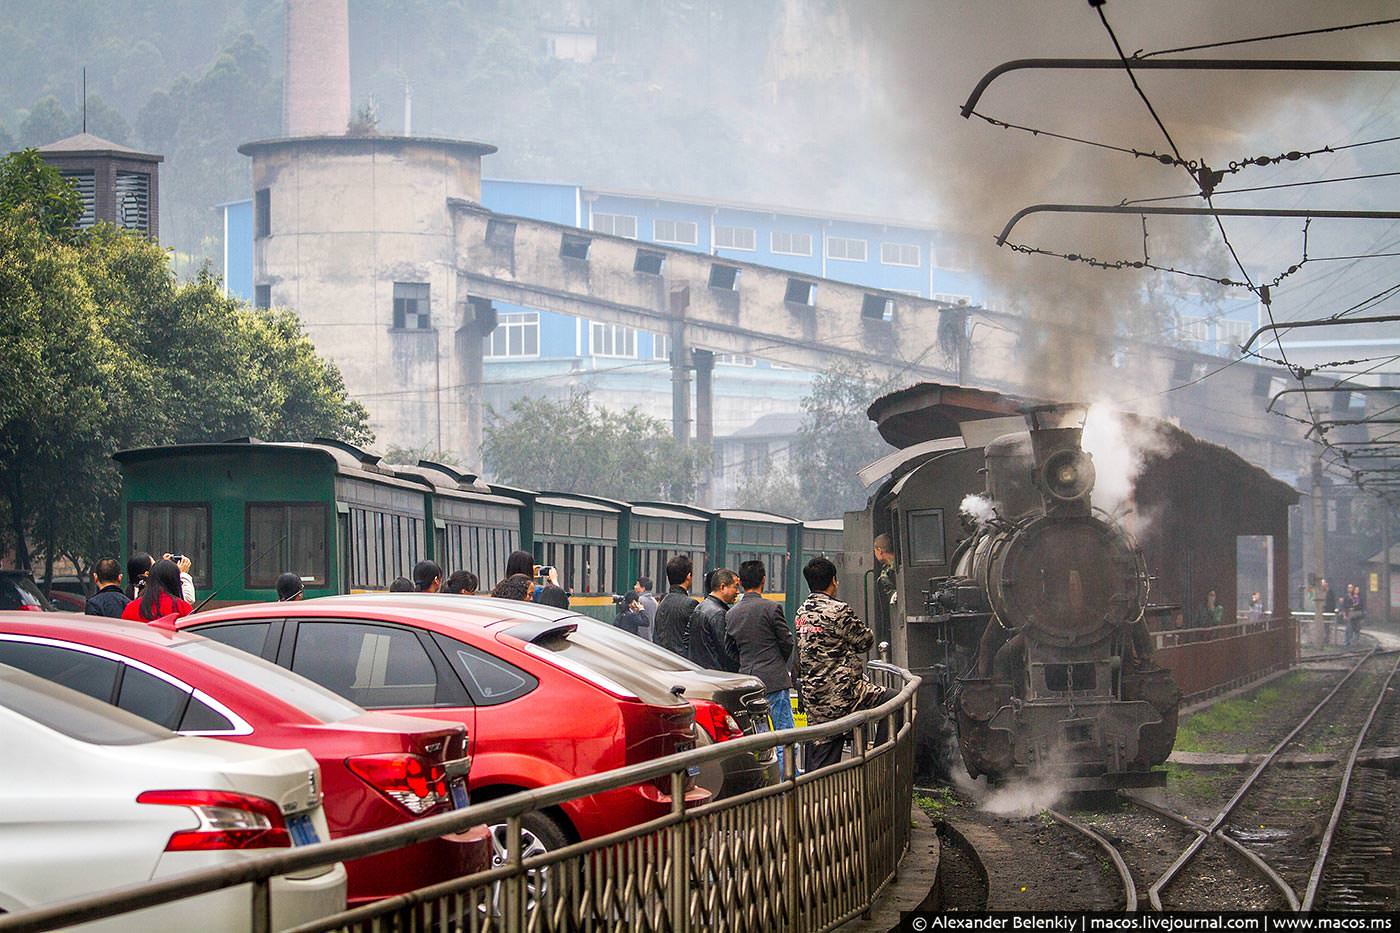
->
<box><xmin>250</xmin><ymin>877</ymin><xmax>271</xmax><ymax>933</ymax></box>
<box><xmin>505</xmin><ymin>814</ymin><xmax>524</xmax><ymax>931</ymax></box>
<box><xmin>855</xmin><ymin>721</ymin><xmax>872</xmax><ymax>919</ymax></box>
<box><xmin>669</xmin><ymin>769</ymin><xmax>688</xmax><ymax>932</ymax></box>
<box><xmin>783</xmin><ymin>740</ymin><xmax>799</xmax><ymax>932</ymax></box>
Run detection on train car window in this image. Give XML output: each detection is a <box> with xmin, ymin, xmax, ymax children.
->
<box><xmin>908</xmin><ymin>509</ymin><xmax>946</xmax><ymax>565</ymax></box>
<box><xmin>246</xmin><ymin>503</ymin><xmax>327</xmax><ymax>588</ymax></box>
<box><xmin>129</xmin><ymin>503</ymin><xmax>211</xmax><ymax>586</ymax></box>
<box><xmin>587</xmin><ymin>515</ymin><xmax>603</xmax><ymax>538</ymax></box>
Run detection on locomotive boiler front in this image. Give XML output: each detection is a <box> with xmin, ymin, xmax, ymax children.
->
<box><xmin>947</xmin><ymin>406</ymin><xmax>1179</xmax><ymax>789</ymax></box>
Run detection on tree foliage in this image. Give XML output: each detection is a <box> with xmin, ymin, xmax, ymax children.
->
<box><xmin>482</xmin><ymin>393</ymin><xmax>708</xmax><ymax>502</ymax></box>
<box><xmin>733</xmin><ymin>364</ymin><xmax>895</xmax><ymax>520</ymax></box>
<box><xmin>792</xmin><ymin>364</ymin><xmax>896</xmax><ymax>518</ymax></box>
<box><xmin>0</xmin><ymin>150</ymin><xmax>369</xmax><ymax>579</ymax></box>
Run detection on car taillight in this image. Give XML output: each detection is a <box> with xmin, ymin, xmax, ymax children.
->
<box><xmin>692</xmin><ymin>700</ymin><xmax>744</xmax><ymax>742</ymax></box>
<box><xmin>16</xmin><ymin>604</ymin><xmax>44</xmax><ymax>612</ymax></box>
<box><xmin>346</xmin><ymin>753</ymin><xmax>451</xmax><ymax>816</ymax></box>
<box><xmin>136</xmin><ymin>790</ymin><xmax>291</xmax><ymax>851</ymax></box>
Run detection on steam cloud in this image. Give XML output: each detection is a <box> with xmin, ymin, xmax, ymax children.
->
<box><xmin>960</xmin><ymin>493</ymin><xmax>999</xmax><ymax>526</ymax></box>
<box><xmin>858</xmin><ymin>1</ymin><xmax>1400</xmax><ymax>403</ymax></box>
<box><xmin>1082</xmin><ymin>403</ymin><xmax>1177</xmax><ymax>524</ymax></box>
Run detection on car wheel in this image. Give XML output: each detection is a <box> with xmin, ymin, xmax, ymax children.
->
<box><xmin>488</xmin><ymin>811</ymin><xmax>569</xmax><ymax>914</ymax></box>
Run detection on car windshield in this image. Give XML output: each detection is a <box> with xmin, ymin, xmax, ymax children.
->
<box><xmin>172</xmin><ymin>638</ymin><xmax>363</xmax><ymax>723</ymax></box>
<box><xmin>570</xmin><ymin>618</ymin><xmax>694</xmax><ymax>672</ymax></box>
<box><xmin>0</xmin><ymin>664</ymin><xmax>171</xmax><ymax>745</ymax></box>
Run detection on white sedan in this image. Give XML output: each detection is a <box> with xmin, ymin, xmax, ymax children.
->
<box><xmin>0</xmin><ymin>663</ymin><xmax>347</xmax><ymax>930</ymax></box>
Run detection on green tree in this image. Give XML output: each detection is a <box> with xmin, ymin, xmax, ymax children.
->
<box><xmin>483</xmin><ymin>392</ymin><xmax>707</xmax><ymax>502</ymax></box>
<box><xmin>732</xmin><ymin>365</ymin><xmax>894</xmax><ymax>519</ymax></box>
<box><xmin>0</xmin><ymin>149</ymin><xmax>82</xmax><ymax>239</ymax></box>
<box><xmin>0</xmin><ymin>150</ymin><xmax>369</xmax><ymax>580</ymax></box>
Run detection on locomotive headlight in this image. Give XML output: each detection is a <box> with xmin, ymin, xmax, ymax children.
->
<box><xmin>1042</xmin><ymin>449</ymin><xmax>1096</xmax><ymax>502</ymax></box>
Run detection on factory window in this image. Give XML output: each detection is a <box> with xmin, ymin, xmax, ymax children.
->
<box><xmin>255</xmin><ymin>188</ymin><xmax>270</xmax><ymax>238</ymax></box>
<box><xmin>708</xmin><ymin>264</ymin><xmax>740</xmax><ymax>290</ymax></box>
<box><xmin>1178</xmin><ymin>316</ymin><xmax>1209</xmax><ymax>344</ymax></box>
<box><xmin>592</xmin><ymin>213</ymin><xmax>637</xmax><ymax>239</ymax></box>
<box><xmin>771</xmin><ymin>231</ymin><xmax>812</xmax><ymax>256</ymax></box>
<box><xmin>392</xmin><ymin>282</ymin><xmax>432</xmax><ymax>330</ymax></box>
<box><xmin>861</xmin><ymin>294</ymin><xmax>894</xmax><ymax>322</ymax></box>
<box><xmin>1217</xmin><ymin>318</ymin><xmax>1250</xmax><ymax>349</ymax></box>
<box><xmin>486</xmin><ymin>312</ymin><xmax>540</xmax><ymax>358</ymax></box>
<box><xmin>932</xmin><ymin>247</ymin><xmax>970</xmax><ymax>271</ymax></box>
<box><xmin>653</xmin><ymin>219</ymin><xmax>698</xmax><ymax>246</ymax></box>
<box><xmin>715</xmin><ymin>353</ymin><xmax>755</xmax><ymax>367</ymax></box>
<box><xmin>560</xmin><ymin>233</ymin><xmax>591</xmax><ymax>260</ymax></box>
<box><xmin>60</xmin><ymin>171</ymin><xmax>97</xmax><ymax>228</ymax></box>
<box><xmin>826</xmin><ymin>237</ymin><xmax>867</xmax><ymax>262</ymax></box>
<box><xmin>784</xmin><ymin>278</ymin><xmax>816</xmax><ymax>306</ymax></box>
<box><xmin>634</xmin><ymin>248</ymin><xmax>665</xmax><ymax>275</ymax></box>
<box><xmin>590</xmin><ymin>322</ymin><xmax>636</xmax><ymax>358</ymax></box>
<box><xmin>715</xmin><ymin>225</ymin><xmax>756</xmax><ymax>251</ymax></box>
<box><xmin>652</xmin><ymin>332</ymin><xmax>671</xmax><ymax>360</ymax></box>
<box><xmin>881</xmin><ymin>242</ymin><xmax>920</xmax><ymax>267</ymax></box>
<box><xmin>115</xmin><ymin>172</ymin><xmax>151</xmax><ymax>234</ymax></box>
<box><xmin>741</xmin><ymin>442</ymin><xmax>770</xmax><ymax>476</ymax></box>
<box><xmin>254</xmin><ymin>285</ymin><xmax>271</xmax><ymax>309</ymax></box>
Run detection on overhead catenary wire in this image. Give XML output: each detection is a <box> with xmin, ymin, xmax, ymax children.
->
<box><xmin>1133</xmin><ymin>16</ymin><xmax>1400</xmax><ymax>59</ymax></box>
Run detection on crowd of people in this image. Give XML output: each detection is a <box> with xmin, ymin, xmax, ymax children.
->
<box><xmin>85</xmin><ymin>542</ymin><xmax>894</xmax><ymax>769</ymax></box>
<box><xmin>635</xmin><ymin>547</ymin><xmax>894</xmax><ymax>772</ymax></box>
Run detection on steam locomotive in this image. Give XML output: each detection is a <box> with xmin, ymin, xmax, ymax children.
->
<box><xmin>848</xmin><ymin>399</ymin><xmax>1180</xmax><ymax>790</ymax></box>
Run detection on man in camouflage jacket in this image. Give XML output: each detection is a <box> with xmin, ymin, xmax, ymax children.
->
<box><xmin>796</xmin><ymin>557</ymin><xmax>897</xmax><ymax>771</ymax></box>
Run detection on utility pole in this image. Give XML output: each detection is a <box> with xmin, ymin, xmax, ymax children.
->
<box><xmin>1382</xmin><ymin>497</ymin><xmax>1393</xmax><ymax>626</ymax></box>
<box><xmin>1311</xmin><ymin>454</ymin><xmax>1326</xmax><ymax>645</ymax></box>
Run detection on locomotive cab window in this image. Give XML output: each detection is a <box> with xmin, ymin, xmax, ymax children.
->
<box><xmin>906</xmin><ymin>509</ymin><xmax>946</xmax><ymax>565</ymax></box>
<box><xmin>246</xmin><ymin>503</ymin><xmax>328</xmax><ymax>588</ymax></box>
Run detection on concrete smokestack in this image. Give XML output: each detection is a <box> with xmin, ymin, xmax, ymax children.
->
<box><xmin>283</xmin><ymin>0</ymin><xmax>351</xmax><ymax>136</ymax></box>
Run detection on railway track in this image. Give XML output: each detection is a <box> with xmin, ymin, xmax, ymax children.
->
<box><xmin>939</xmin><ymin>648</ymin><xmax>1400</xmax><ymax>912</ymax></box>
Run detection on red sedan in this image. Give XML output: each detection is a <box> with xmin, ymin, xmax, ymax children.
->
<box><xmin>0</xmin><ymin>613</ymin><xmax>492</xmax><ymax>906</ymax></box>
<box><xmin>181</xmin><ymin>594</ymin><xmax>708</xmax><ymax>857</ymax></box>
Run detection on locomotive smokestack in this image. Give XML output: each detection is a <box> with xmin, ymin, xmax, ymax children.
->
<box><xmin>283</xmin><ymin>0</ymin><xmax>351</xmax><ymax>136</ymax></box>
<box><xmin>1024</xmin><ymin>404</ymin><xmax>1095</xmax><ymax>516</ymax></box>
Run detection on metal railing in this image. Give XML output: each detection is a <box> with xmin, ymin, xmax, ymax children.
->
<box><xmin>0</xmin><ymin>665</ymin><xmax>919</xmax><ymax>933</ymax></box>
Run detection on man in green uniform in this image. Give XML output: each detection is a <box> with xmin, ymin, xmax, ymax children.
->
<box><xmin>873</xmin><ymin>533</ymin><xmax>897</xmax><ymax>607</ymax></box>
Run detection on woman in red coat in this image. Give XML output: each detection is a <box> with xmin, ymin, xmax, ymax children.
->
<box><xmin>122</xmin><ymin>558</ymin><xmax>193</xmax><ymax>622</ymax></box>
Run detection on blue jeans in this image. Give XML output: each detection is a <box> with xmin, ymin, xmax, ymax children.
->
<box><xmin>767</xmin><ymin>689</ymin><xmax>794</xmax><ymax>772</ymax></box>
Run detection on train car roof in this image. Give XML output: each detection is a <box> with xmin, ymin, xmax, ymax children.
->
<box><xmin>803</xmin><ymin>518</ymin><xmax>844</xmax><ymax>531</ymax></box>
<box><xmin>867</xmin><ymin>382</ymin><xmax>1038</xmax><ymax>448</ymax></box>
<box><xmin>718</xmin><ymin>508</ymin><xmax>801</xmax><ymax>525</ymax></box>
<box><xmin>115</xmin><ymin>439</ymin><xmax>430</xmax><ymax>495</ymax></box>
<box><xmin>630</xmin><ymin>501</ymin><xmax>716</xmax><ymax>522</ymax></box>
<box><xmin>387</xmin><ymin>463</ymin><xmax>521</xmax><ymax>508</ymax></box>
<box><xmin>534</xmin><ymin>492</ymin><xmax>628</xmax><ymax>513</ymax></box>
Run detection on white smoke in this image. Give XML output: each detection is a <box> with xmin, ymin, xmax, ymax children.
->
<box><xmin>951</xmin><ymin>771</ymin><xmax>1066</xmax><ymax>817</ymax></box>
<box><xmin>960</xmin><ymin>493</ymin><xmax>999</xmax><ymax>526</ymax></box>
<box><xmin>1081</xmin><ymin>403</ymin><xmax>1176</xmax><ymax>521</ymax></box>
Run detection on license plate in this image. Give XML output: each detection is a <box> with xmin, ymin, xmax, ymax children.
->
<box><xmin>287</xmin><ymin>813</ymin><xmax>320</xmax><ymax>846</ymax></box>
<box><xmin>450</xmin><ymin>777</ymin><xmax>470</xmax><ymax>810</ymax></box>
<box><xmin>677</xmin><ymin>740</ymin><xmax>700</xmax><ymax>777</ymax></box>
<box><xmin>751</xmin><ymin>713</ymin><xmax>770</xmax><ymax>733</ymax></box>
